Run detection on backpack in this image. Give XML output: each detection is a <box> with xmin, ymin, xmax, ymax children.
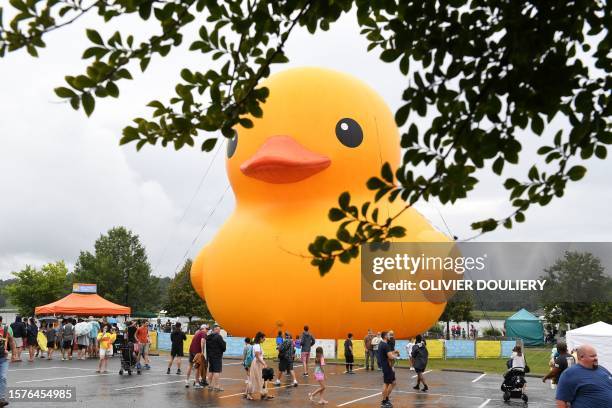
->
<box><xmin>279</xmin><ymin>339</ymin><xmax>293</xmax><ymax>360</ymax></box>
<box><xmin>0</xmin><ymin>325</ymin><xmax>7</xmax><ymax>358</ymax></box>
<box><xmin>244</xmin><ymin>345</ymin><xmax>254</xmax><ymax>368</ymax></box>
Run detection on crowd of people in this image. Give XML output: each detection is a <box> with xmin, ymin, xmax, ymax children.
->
<box><xmin>164</xmin><ymin>324</ymin><xmax>430</xmax><ymax>407</ymax></box>
<box><xmin>1</xmin><ymin>316</ymin><xmax>609</xmax><ymax>408</ymax></box>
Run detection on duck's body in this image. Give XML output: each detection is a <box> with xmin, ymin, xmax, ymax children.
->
<box><xmin>192</xmin><ymin>68</ymin><xmax>448</xmax><ymax>338</ymax></box>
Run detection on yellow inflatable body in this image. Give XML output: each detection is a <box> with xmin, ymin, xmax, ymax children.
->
<box><xmin>191</xmin><ymin>67</ymin><xmax>448</xmax><ymax>339</ymax></box>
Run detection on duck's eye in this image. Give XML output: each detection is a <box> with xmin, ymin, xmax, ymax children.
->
<box><xmin>227</xmin><ymin>134</ymin><xmax>238</xmax><ymax>158</ymax></box>
<box><xmin>335</xmin><ymin>118</ymin><xmax>363</xmax><ymax>148</ymax></box>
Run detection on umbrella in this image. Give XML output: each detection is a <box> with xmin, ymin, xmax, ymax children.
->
<box><xmin>38</xmin><ymin>316</ymin><xmax>58</xmax><ymax>322</ymax></box>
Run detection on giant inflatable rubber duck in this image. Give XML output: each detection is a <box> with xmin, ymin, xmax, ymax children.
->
<box><xmin>191</xmin><ymin>67</ymin><xmax>449</xmax><ymax>339</ymax></box>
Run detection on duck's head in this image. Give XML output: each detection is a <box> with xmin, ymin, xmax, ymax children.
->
<box><xmin>226</xmin><ymin>67</ymin><xmax>400</xmax><ymax>204</ymax></box>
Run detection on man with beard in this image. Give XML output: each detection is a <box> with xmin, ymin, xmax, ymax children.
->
<box><xmin>555</xmin><ymin>344</ymin><xmax>612</xmax><ymax>407</ymax></box>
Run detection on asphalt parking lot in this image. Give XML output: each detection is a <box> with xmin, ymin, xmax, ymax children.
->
<box><xmin>7</xmin><ymin>355</ymin><xmax>558</xmax><ymax>407</ymax></box>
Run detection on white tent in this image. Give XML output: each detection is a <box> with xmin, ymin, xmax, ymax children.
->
<box><xmin>566</xmin><ymin>321</ymin><xmax>612</xmax><ymax>370</ymax></box>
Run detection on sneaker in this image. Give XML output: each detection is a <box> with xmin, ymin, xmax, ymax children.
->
<box><xmin>274</xmin><ymin>380</ymin><xmax>281</xmax><ymax>386</ymax></box>
<box><xmin>194</xmin><ymin>383</ymin><xmax>204</xmax><ymax>389</ymax></box>
<box><xmin>413</xmin><ymin>385</ymin><xmax>420</xmax><ymax>390</ymax></box>
<box><xmin>145</xmin><ymin>364</ymin><xmax>151</xmax><ymax>370</ymax></box>
<box><xmin>422</xmin><ymin>385</ymin><xmax>428</xmax><ymax>392</ymax></box>
<box><xmin>302</xmin><ymin>372</ymin><xmax>309</xmax><ymax>377</ymax></box>
<box><xmin>177</xmin><ymin>369</ymin><xmax>181</xmax><ymax>375</ymax></box>
<box><xmin>184</xmin><ymin>379</ymin><xmax>189</xmax><ymax>388</ymax></box>
<box><xmin>166</xmin><ymin>368</ymin><xmax>171</xmax><ymax>374</ymax></box>
<box><xmin>293</xmin><ymin>381</ymin><xmax>298</xmax><ymax>387</ymax></box>
<box><xmin>348</xmin><ymin>371</ymin><xmax>355</xmax><ymax>375</ymax></box>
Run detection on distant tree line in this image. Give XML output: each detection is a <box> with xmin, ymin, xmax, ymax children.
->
<box><xmin>1</xmin><ymin>226</ymin><xmax>208</xmax><ymax>319</ymax></box>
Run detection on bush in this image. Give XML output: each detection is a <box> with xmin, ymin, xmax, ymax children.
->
<box><xmin>482</xmin><ymin>327</ymin><xmax>502</xmax><ymax>337</ymax></box>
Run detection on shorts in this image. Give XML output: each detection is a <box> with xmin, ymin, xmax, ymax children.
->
<box><xmin>383</xmin><ymin>370</ymin><xmax>396</xmax><ymax>385</ymax></box>
<box><xmin>62</xmin><ymin>340</ymin><xmax>73</xmax><ymax>349</ymax></box>
<box><xmin>208</xmin><ymin>358</ymin><xmax>222</xmax><ymax>373</ymax></box>
<box><xmin>301</xmin><ymin>352</ymin><xmax>310</xmax><ymax>362</ymax></box>
<box><xmin>279</xmin><ymin>358</ymin><xmax>293</xmax><ymax>372</ymax></box>
<box><xmin>99</xmin><ymin>348</ymin><xmax>112</xmax><ymax>358</ymax></box>
<box><xmin>189</xmin><ymin>352</ymin><xmax>197</xmax><ymax>364</ymax></box>
<box><xmin>139</xmin><ymin>343</ymin><xmax>149</xmax><ymax>354</ymax></box>
<box><xmin>47</xmin><ymin>341</ymin><xmax>55</xmax><ymax>349</ymax></box>
<box><xmin>314</xmin><ymin>371</ymin><xmax>324</xmax><ymax>381</ymax></box>
<box><xmin>414</xmin><ymin>368</ymin><xmax>426</xmax><ymax>374</ymax></box>
<box><xmin>171</xmin><ymin>347</ymin><xmax>184</xmax><ymax>357</ymax></box>
<box><xmin>78</xmin><ymin>344</ymin><xmax>88</xmax><ymax>350</ymax></box>
<box><xmin>14</xmin><ymin>337</ymin><xmax>23</xmax><ymax>348</ymax></box>
<box><xmin>345</xmin><ymin>353</ymin><xmax>354</xmax><ymax>363</ymax></box>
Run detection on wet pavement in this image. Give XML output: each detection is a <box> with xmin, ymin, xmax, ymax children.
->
<box><xmin>7</xmin><ymin>355</ymin><xmax>557</xmax><ymax>407</ymax></box>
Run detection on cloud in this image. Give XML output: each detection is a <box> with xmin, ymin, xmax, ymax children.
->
<box><xmin>0</xmin><ymin>7</ymin><xmax>610</xmax><ymax>280</ymax></box>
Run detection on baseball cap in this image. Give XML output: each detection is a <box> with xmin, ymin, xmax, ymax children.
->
<box><xmin>200</xmin><ymin>324</ymin><xmax>209</xmax><ymax>330</ymax></box>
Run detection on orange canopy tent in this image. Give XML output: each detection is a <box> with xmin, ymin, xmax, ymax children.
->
<box><xmin>35</xmin><ymin>293</ymin><xmax>130</xmax><ymax>316</ymax></box>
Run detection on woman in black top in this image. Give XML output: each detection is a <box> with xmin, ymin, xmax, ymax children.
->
<box><xmin>167</xmin><ymin>322</ymin><xmax>187</xmax><ymax>375</ymax></box>
<box><xmin>26</xmin><ymin>318</ymin><xmax>39</xmax><ymax>362</ymax></box>
<box><xmin>344</xmin><ymin>333</ymin><xmax>354</xmax><ymax>374</ymax></box>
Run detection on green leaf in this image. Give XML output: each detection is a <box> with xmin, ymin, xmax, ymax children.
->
<box><xmin>82</xmin><ymin>93</ymin><xmax>95</xmax><ymax>116</ymax></box>
<box><xmin>86</xmin><ymin>29</ymin><xmax>104</xmax><ymax>46</ymax></box>
<box><xmin>531</xmin><ymin>115</ymin><xmax>544</xmax><ymax>135</ymax></box>
<box><xmin>106</xmin><ymin>82</ymin><xmax>119</xmax><ymax>98</ymax></box>
<box><xmin>381</xmin><ymin>162</ymin><xmax>393</xmax><ymax>183</ymax></box>
<box><xmin>595</xmin><ymin>145</ymin><xmax>607</xmax><ymax>159</ymax></box>
<box><xmin>387</xmin><ymin>226</ymin><xmax>406</xmax><ymax>238</ymax></box>
<box><xmin>201</xmin><ymin>138</ymin><xmax>217</xmax><ymax>152</ymax></box>
<box><xmin>492</xmin><ymin>156</ymin><xmax>504</xmax><ymax>175</ymax></box>
<box><xmin>338</xmin><ymin>192</ymin><xmax>350</xmax><ymax>211</ymax></box>
<box><xmin>328</xmin><ymin>208</ymin><xmax>345</xmax><ymax>222</ymax></box>
<box><xmin>54</xmin><ymin>87</ymin><xmax>76</xmax><ymax>98</ymax></box>
<box><xmin>567</xmin><ymin>165</ymin><xmax>586</xmax><ymax>181</ymax></box>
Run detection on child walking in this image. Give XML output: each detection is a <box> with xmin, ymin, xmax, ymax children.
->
<box><xmin>308</xmin><ymin>347</ymin><xmax>328</xmax><ymax>404</ymax></box>
<box><xmin>242</xmin><ymin>337</ymin><xmax>253</xmax><ymax>396</ymax></box>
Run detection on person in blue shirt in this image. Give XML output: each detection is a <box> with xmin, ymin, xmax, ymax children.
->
<box><xmin>556</xmin><ymin>344</ymin><xmax>612</xmax><ymax>408</ymax></box>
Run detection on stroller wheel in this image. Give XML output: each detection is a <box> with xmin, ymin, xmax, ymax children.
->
<box><xmin>137</xmin><ymin>370</ymin><xmax>142</xmax><ymax>375</ymax></box>
<box><xmin>128</xmin><ymin>370</ymin><xmax>132</xmax><ymax>376</ymax></box>
<box><xmin>119</xmin><ymin>369</ymin><xmax>123</xmax><ymax>375</ymax></box>
<box><xmin>503</xmin><ymin>391</ymin><xmax>511</xmax><ymax>401</ymax></box>
<box><xmin>522</xmin><ymin>394</ymin><xmax>528</xmax><ymax>402</ymax></box>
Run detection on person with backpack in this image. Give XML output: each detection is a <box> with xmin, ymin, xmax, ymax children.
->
<box><xmin>10</xmin><ymin>316</ymin><xmax>25</xmax><ymax>362</ymax></box>
<box><xmin>0</xmin><ymin>316</ymin><xmax>14</xmax><ymax>407</ymax></box>
<box><xmin>242</xmin><ymin>337</ymin><xmax>253</xmax><ymax>397</ymax></box>
<box><xmin>411</xmin><ymin>335</ymin><xmax>429</xmax><ymax>392</ymax></box>
<box><xmin>300</xmin><ymin>325</ymin><xmax>316</xmax><ymax>376</ymax></box>
<box><xmin>167</xmin><ymin>322</ymin><xmax>187</xmax><ymax>375</ymax></box>
<box><xmin>275</xmin><ymin>332</ymin><xmax>299</xmax><ymax>387</ymax></box>
<box><xmin>26</xmin><ymin>317</ymin><xmax>39</xmax><ymax>362</ymax></box>
<box><xmin>61</xmin><ymin>318</ymin><xmax>75</xmax><ymax>360</ymax></box>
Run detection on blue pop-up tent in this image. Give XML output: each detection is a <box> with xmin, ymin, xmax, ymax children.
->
<box><xmin>504</xmin><ymin>309</ymin><xmax>544</xmax><ymax>346</ymax></box>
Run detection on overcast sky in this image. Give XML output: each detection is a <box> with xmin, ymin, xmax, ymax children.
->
<box><xmin>1</xmin><ymin>8</ymin><xmax>610</xmax><ymax>280</ymax></box>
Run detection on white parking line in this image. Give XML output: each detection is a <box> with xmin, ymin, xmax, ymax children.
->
<box><xmin>477</xmin><ymin>398</ymin><xmax>491</xmax><ymax>408</ymax></box>
<box><xmin>115</xmin><ymin>380</ymin><xmax>184</xmax><ymax>391</ymax></box>
<box><xmin>411</xmin><ymin>369</ymin><xmax>432</xmax><ymax>378</ymax></box>
<box><xmin>472</xmin><ymin>373</ymin><xmax>487</xmax><ymax>383</ymax></box>
<box><xmin>219</xmin><ymin>383</ymin><xmax>294</xmax><ymax>399</ymax></box>
<box><xmin>17</xmin><ymin>373</ymin><xmax>112</xmax><ymax>383</ymax></box>
<box><xmin>337</xmin><ymin>392</ymin><xmax>382</xmax><ymax>407</ymax></box>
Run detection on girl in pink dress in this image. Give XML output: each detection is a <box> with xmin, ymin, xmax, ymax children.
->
<box><xmin>308</xmin><ymin>347</ymin><xmax>328</xmax><ymax>404</ymax></box>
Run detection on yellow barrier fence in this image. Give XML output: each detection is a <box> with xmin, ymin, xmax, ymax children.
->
<box><xmin>427</xmin><ymin>339</ymin><xmax>444</xmax><ymax>359</ymax></box>
<box><xmin>149</xmin><ymin>331</ymin><xmax>157</xmax><ymax>352</ymax></box>
<box><xmin>476</xmin><ymin>340</ymin><xmax>501</xmax><ymax>358</ymax></box>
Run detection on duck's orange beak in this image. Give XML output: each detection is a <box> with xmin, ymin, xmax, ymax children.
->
<box><xmin>240</xmin><ymin>135</ymin><xmax>331</xmax><ymax>184</ymax></box>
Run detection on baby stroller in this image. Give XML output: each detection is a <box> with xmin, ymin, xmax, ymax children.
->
<box><xmin>501</xmin><ymin>367</ymin><xmax>528</xmax><ymax>403</ymax></box>
<box><xmin>118</xmin><ymin>339</ymin><xmax>141</xmax><ymax>376</ymax></box>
